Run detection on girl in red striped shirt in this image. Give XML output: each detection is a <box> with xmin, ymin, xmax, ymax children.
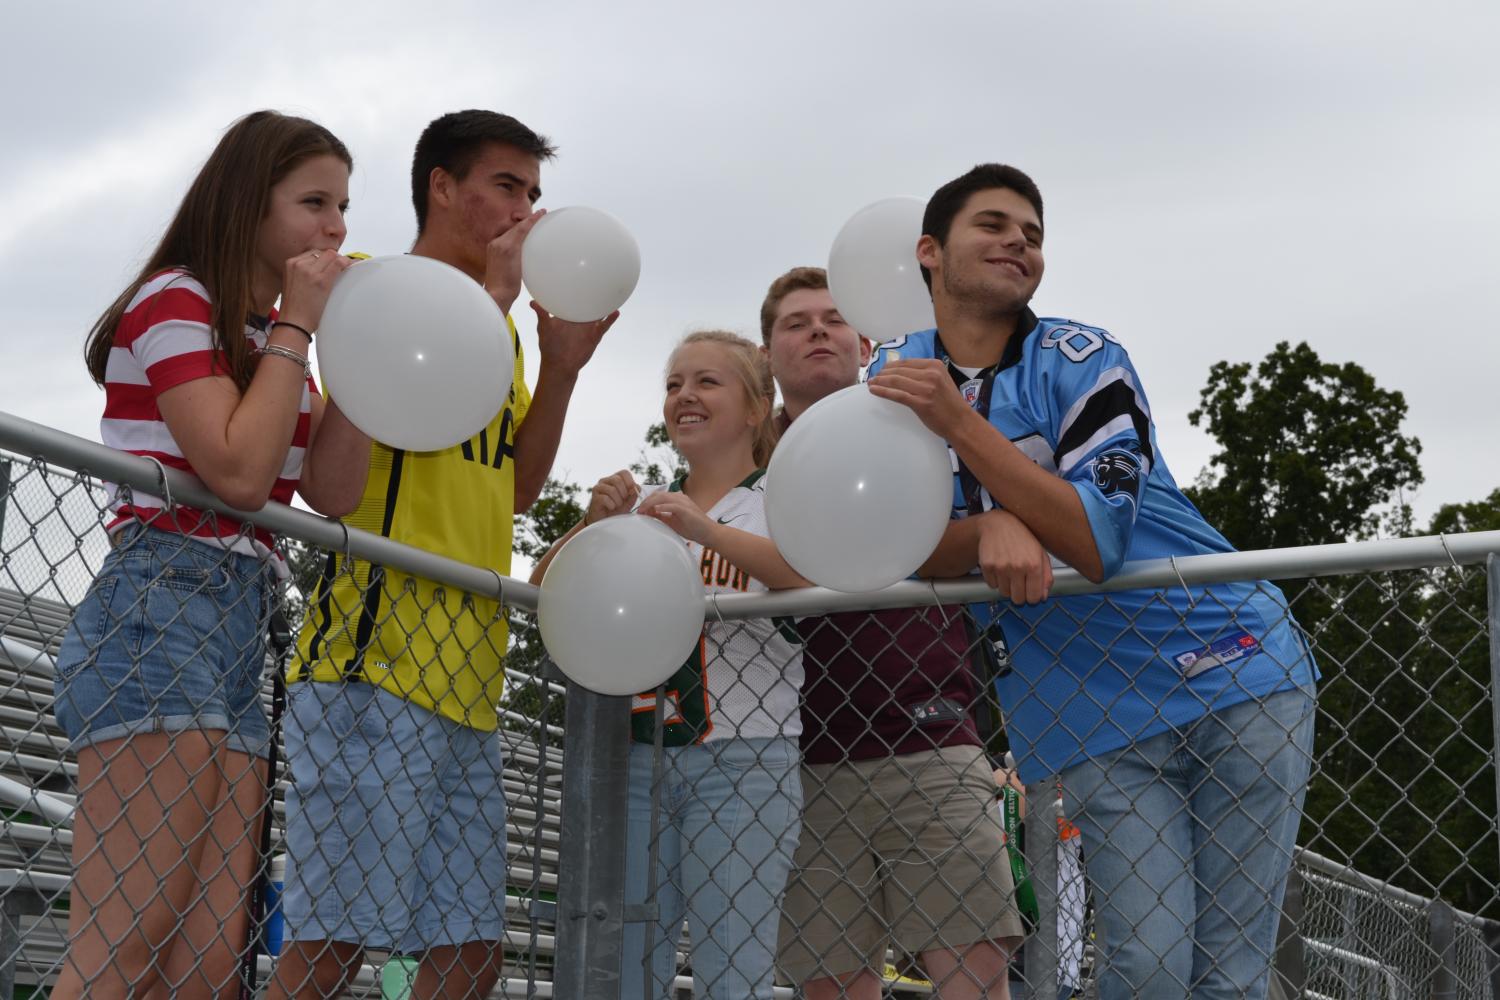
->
<box><xmin>52</xmin><ymin>110</ymin><xmax>371</xmax><ymax>998</ymax></box>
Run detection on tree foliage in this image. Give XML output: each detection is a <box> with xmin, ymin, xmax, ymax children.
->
<box><xmin>502</xmin><ymin>477</ymin><xmax>587</xmax><ymax>738</ymax></box>
<box><xmin>1186</xmin><ymin>341</ymin><xmax>1496</xmax><ymax>915</ymax></box>
<box><xmin>631</xmin><ymin>421</ymin><xmax>687</xmax><ymax>485</ymax></box>
<box><xmin>1185</xmin><ymin>340</ymin><xmax>1422</xmax><ymax>550</ymax></box>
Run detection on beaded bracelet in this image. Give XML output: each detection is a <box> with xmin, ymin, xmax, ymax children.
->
<box><xmin>257</xmin><ymin>344</ymin><xmax>312</xmax><ymax>377</ymax></box>
<box><xmin>271</xmin><ymin>320</ymin><xmax>314</xmax><ymax>343</ymax></box>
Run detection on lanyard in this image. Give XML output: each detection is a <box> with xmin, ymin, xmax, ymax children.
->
<box><xmin>934</xmin><ymin>336</ymin><xmax>999</xmax><ymax>518</ymax></box>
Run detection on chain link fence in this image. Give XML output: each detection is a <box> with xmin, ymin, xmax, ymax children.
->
<box><xmin>2</xmin><ymin>417</ymin><xmax>1499</xmax><ymax>999</ymax></box>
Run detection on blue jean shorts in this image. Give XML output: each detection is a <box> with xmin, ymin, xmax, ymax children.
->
<box><xmin>280</xmin><ymin>681</ymin><xmax>509</xmax><ymax>952</ymax></box>
<box><xmin>53</xmin><ymin>522</ymin><xmax>274</xmax><ymax>758</ymax></box>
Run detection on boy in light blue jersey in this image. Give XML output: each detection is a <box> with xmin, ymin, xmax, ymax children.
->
<box><xmin>866</xmin><ymin>164</ymin><xmax>1317</xmax><ymax>1000</ymax></box>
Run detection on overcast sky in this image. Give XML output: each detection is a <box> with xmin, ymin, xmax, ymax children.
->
<box><xmin>3</xmin><ymin>1</ymin><xmax>1496</xmax><ymax>574</ymax></box>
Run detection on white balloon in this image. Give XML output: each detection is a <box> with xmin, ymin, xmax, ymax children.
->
<box><xmin>827</xmin><ymin>197</ymin><xmax>937</xmax><ymax>346</ymax></box>
<box><xmin>522</xmin><ymin>206</ymin><xmax>642</xmax><ymax>322</ymax></box>
<box><xmin>538</xmin><ymin>516</ymin><xmax>706</xmax><ymax>696</ymax></box>
<box><xmin>766</xmin><ymin>385</ymin><xmax>952</xmax><ymax>593</ymax></box>
<box><xmin>317</xmin><ymin>255</ymin><xmax>514</xmax><ymax>452</ymax></box>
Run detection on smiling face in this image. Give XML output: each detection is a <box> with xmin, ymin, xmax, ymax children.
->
<box><xmin>918</xmin><ymin>186</ymin><xmax>1045</xmax><ymax>317</ymax></box>
<box><xmin>663</xmin><ymin>340</ymin><xmax>765</xmax><ymax>463</ymax></box>
<box><xmin>765</xmin><ymin>287</ymin><xmax>871</xmax><ymax>417</ymax></box>
<box><xmin>254</xmin><ymin>153</ymin><xmax>350</xmax><ymax>296</ymax></box>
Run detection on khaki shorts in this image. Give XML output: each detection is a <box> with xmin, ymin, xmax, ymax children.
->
<box><xmin>776</xmin><ymin>744</ymin><xmax>1026</xmax><ymax>983</ymax></box>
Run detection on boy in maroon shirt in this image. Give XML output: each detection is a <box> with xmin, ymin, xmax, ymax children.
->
<box><xmin>763</xmin><ymin>268</ymin><xmax>1027</xmax><ymax>999</ymax></box>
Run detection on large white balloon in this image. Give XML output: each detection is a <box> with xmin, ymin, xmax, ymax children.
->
<box><xmin>538</xmin><ymin>515</ymin><xmax>706</xmax><ymax>696</ymax></box>
<box><xmin>766</xmin><ymin>385</ymin><xmax>952</xmax><ymax>592</ymax></box>
<box><xmin>827</xmin><ymin>197</ymin><xmax>937</xmax><ymax>346</ymax></box>
<box><xmin>522</xmin><ymin>206</ymin><xmax>642</xmax><ymax>322</ymax></box>
<box><xmin>317</xmin><ymin>255</ymin><xmax>514</xmax><ymax>452</ymax></box>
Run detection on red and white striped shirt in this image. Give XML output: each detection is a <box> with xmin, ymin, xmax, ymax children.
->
<box><xmin>101</xmin><ymin>269</ymin><xmax>314</xmax><ymax>575</ymax></box>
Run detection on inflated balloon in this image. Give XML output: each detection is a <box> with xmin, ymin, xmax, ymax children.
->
<box><xmin>827</xmin><ymin>197</ymin><xmax>937</xmax><ymax>345</ymax></box>
<box><xmin>766</xmin><ymin>384</ymin><xmax>952</xmax><ymax>592</ymax></box>
<box><xmin>317</xmin><ymin>255</ymin><xmax>513</xmax><ymax>452</ymax></box>
<box><xmin>522</xmin><ymin>206</ymin><xmax>641</xmax><ymax>322</ymax></box>
<box><xmin>538</xmin><ymin>516</ymin><xmax>706</xmax><ymax>696</ymax></box>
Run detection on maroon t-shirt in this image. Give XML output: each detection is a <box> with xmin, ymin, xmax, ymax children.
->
<box><xmin>797</xmin><ymin>607</ymin><xmax>982</xmax><ymax>764</ymax></box>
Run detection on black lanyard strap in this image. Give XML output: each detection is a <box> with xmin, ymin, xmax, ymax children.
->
<box><xmin>934</xmin><ymin>337</ymin><xmax>1000</xmax><ymax>518</ymax></box>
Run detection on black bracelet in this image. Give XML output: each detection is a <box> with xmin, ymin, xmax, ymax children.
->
<box><xmin>272</xmin><ymin>320</ymin><xmax>314</xmax><ymax>343</ymax></box>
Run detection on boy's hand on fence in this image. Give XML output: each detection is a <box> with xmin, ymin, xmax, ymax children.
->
<box><xmin>637</xmin><ymin>491</ymin><xmax>714</xmax><ymax>545</ymax></box>
<box><xmin>977</xmin><ymin>509</ymin><xmax>1053</xmax><ymax>605</ymax></box>
<box><xmin>584</xmin><ymin>470</ymin><xmax>639</xmax><ymax>525</ymax></box>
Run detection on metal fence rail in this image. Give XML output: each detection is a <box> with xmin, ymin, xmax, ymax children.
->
<box><xmin>2</xmin><ymin>411</ymin><xmax>1499</xmax><ymax>999</ymax></box>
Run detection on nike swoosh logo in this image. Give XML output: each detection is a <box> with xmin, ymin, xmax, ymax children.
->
<box><xmin>716</xmin><ymin>513</ymin><xmax>746</xmax><ymax>525</ymax></box>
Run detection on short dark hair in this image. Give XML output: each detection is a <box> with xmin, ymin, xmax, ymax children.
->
<box><xmin>411</xmin><ymin>110</ymin><xmax>557</xmax><ymax>233</ymax></box>
<box><xmin>759</xmin><ymin>266</ymin><xmax>828</xmax><ymax>345</ymax></box>
<box><xmin>920</xmin><ymin>164</ymin><xmax>1044</xmax><ymax>289</ymax></box>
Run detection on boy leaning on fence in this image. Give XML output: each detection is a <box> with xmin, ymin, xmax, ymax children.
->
<box><xmin>865</xmin><ymin>163</ymin><xmax>1320</xmax><ymax>1000</ymax></box>
<box><xmin>264</xmin><ymin>110</ymin><xmax>617</xmax><ymax>1000</ymax></box>
<box><xmin>760</xmin><ymin>267</ymin><xmax>1027</xmax><ymax>1000</ymax></box>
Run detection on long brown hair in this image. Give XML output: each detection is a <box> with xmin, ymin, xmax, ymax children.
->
<box><xmin>669</xmin><ymin>330</ymin><xmax>780</xmax><ymax>468</ymax></box>
<box><xmin>84</xmin><ymin>110</ymin><xmax>353</xmax><ymax>389</ymax></box>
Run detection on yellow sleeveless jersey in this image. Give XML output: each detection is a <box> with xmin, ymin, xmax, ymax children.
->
<box><xmin>291</xmin><ymin>318</ymin><xmax>530</xmax><ymax>732</ymax></box>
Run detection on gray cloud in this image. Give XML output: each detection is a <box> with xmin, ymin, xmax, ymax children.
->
<box><xmin>3</xmin><ymin>0</ymin><xmax>1496</xmax><ymax>538</ymax></box>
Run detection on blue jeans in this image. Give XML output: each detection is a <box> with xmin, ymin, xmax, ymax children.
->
<box><xmin>622</xmin><ymin>737</ymin><xmax>802</xmax><ymax>1000</ymax></box>
<box><xmin>1060</xmin><ymin>685</ymin><xmax>1315</xmax><ymax>999</ymax></box>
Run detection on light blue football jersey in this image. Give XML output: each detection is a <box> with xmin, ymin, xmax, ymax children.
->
<box><xmin>866</xmin><ymin>316</ymin><xmax>1318</xmax><ymax>782</ymax></box>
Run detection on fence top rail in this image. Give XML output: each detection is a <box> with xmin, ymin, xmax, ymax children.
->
<box><xmin>6</xmin><ymin>409</ymin><xmax>1500</xmax><ymax>620</ymax></box>
<box><xmin>1295</xmin><ymin>847</ymin><xmax>1498</xmax><ymax>931</ymax></box>
<box><xmin>0</xmin><ymin>410</ymin><xmax>535</xmax><ymax>609</ymax></box>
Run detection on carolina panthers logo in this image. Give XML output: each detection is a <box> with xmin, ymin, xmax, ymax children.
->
<box><xmin>1092</xmin><ymin>446</ymin><xmax>1143</xmax><ymax>503</ymax></box>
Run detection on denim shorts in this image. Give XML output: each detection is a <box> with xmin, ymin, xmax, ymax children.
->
<box><xmin>280</xmin><ymin>681</ymin><xmax>509</xmax><ymax>952</ymax></box>
<box><xmin>53</xmin><ymin>522</ymin><xmax>274</xmax><ymax>758</ymax></box>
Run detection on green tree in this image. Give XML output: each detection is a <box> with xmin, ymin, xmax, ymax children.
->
<box><xmin>1299</xmin><ymin>491</ymin><xmax>1500</xmax><ymax>916</ymax></box>
<box><xmin>1185</xmin><ymin>340</ymin><xmax>1422</xmax><ymax>550</ymax></box>
<box><xmin>631</xmin><ymin>421</ymin><xmax>686</xmax><ymax>485</ymax></box>
<box><xmin>502</xmin><ymin>477</ymin><xmax>587</xmax><ymax>738</ymax></box>
<box><xmin>1180</xmin><ymin>342</ymin><xmax>1500</xmax><ymax>912</ymax></box>
<box><xmin>1404</xmin><ymin>490</ymin><xmax>1500</xmax><ymax>915</ymax></box>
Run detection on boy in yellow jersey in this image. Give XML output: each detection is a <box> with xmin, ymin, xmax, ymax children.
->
<box><xmin>267</xmin><ymin>111</ymin><xmax>618</xmax><ymax>1000</ymax></box>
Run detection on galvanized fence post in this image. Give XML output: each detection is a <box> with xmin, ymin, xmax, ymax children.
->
<box><xmin>1272</xmin><ymin>866</ymin><xmax>1306</xmax><ymax>998</ymax></box>
<box><xmin>552</xmin><ymin>682</ymin><xmax>632</xmax><ymax>1000</ymax></box>
<box><xmin>0</xmin><ymin>457</ymin><xmax>10</xmax><ymax>545</ymax></box>
<box><xmin>1491</xmin><ymin>553</ymin><xmax>1500</xmax><ymax>922</ymax></box>
<box><xmin>1427</xmin><ymin>898</ymin><xmax>1458</xmax><ymax>1000</ymax></box>
<box><xmin>1024</xmin><ymin>780</ymin><xmax>1061</xmax><ymax>998</ymax></box>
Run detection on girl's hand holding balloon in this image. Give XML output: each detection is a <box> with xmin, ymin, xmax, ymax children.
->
<box><xmin>638</xmin><ymin>490</ymin><xmax>716</xmax><ymax>546</ymax></box>
<box><xmin>584</xmin><ymin>470</ymin><xmax>640</xmax><ymax>526</ymax></box>
<box><xmin>280</xmin><ymin>249</ymin><xmax>353</xmax><ymax>331</ymax></box>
